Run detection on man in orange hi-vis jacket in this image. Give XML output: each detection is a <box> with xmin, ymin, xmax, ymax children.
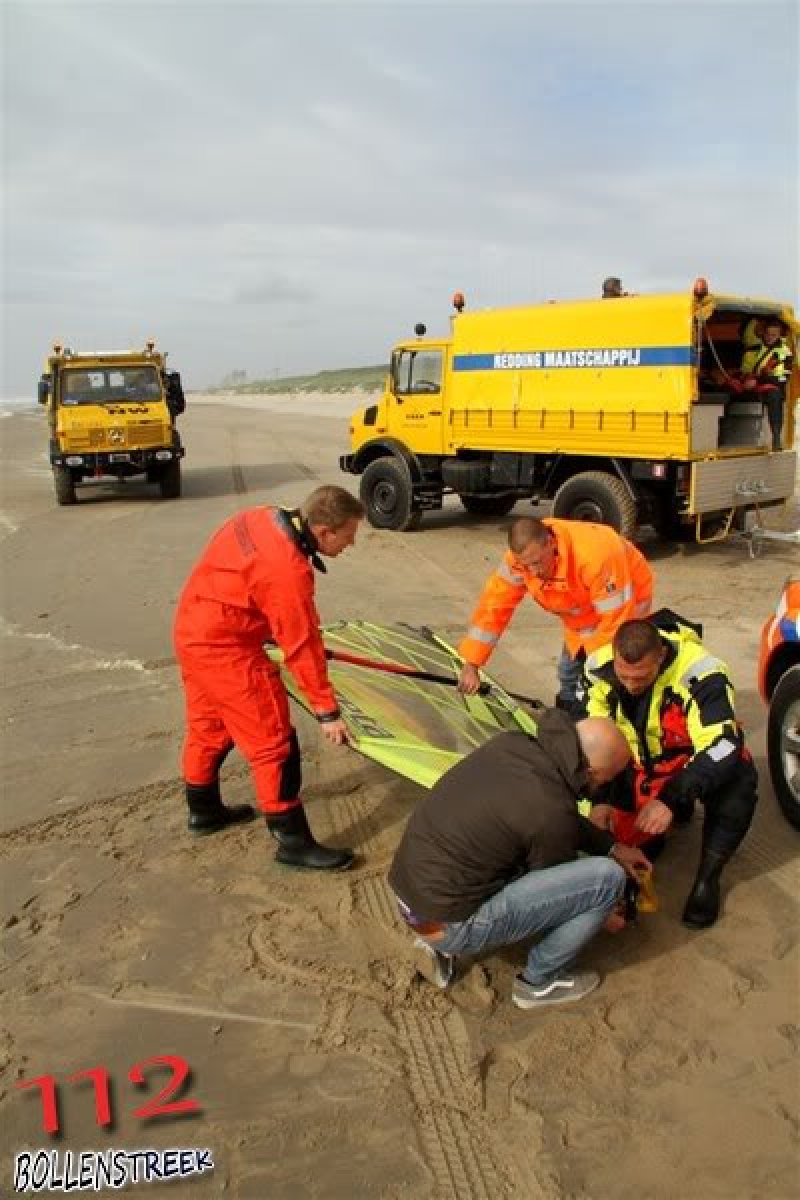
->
<box><xmin>458</xmin><ymin>517</ymin><xmax>653</xmax><ymax>717</ymax></box>
<box><xmin>174</xmin><ymin>485</ymin><xmax>364</xmax><ymax>872</ymax></box>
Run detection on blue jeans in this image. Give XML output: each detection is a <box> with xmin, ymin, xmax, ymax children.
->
<box><xmin>426</xmin><ymin>857</ymin><xmax>625</xmax><ymax>986</ymax></box>
<box><xmin>557</xmin><ymin>645</ymin><xmax>585</xmax><ymax>717</ymax></box>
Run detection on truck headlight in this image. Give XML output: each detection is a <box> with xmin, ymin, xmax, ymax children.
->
<box><xmin>154</xmin><ymin>450</ymin><xmax>172</xmax><ymax>461</ymax></box>
<box><xmin>65</xmin><ymin>456</ymin><xmax>84</xmax><ymax>466</ymax></box>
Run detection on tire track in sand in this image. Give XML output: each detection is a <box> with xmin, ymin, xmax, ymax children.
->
<box><xmin>353</xmin><ymin>869</ymin><xmax>402</xmax><ymax>930</ymax></box>
<box><xmin>228</xmin><ymin>429</ymin><xmax>248</xmax><ymax>495</ymax></box>
<box><xmin>328</xmin><ymin>788</ymin><xmax>390</xmax><ymax>860</ymax></box>
<box><xmin>248</xmin><ymin>899</ymin><xmax>521</xmax><ymax>1198</ymax></box>
<box><xmin>393</xmin><ymin>1008</ymin><xmax>501</xmax><ymax>1200</ymax></box>
<box><xmin>350</xmin><ymin>869</ymin><xmax>510</xmax><ymax>1196</ymax></box>
<box><xmin>228</xmin><ymin>424</ymin><xmax>319</xmax><ymax>495</ymax></box>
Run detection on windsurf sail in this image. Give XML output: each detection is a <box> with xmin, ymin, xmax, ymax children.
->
<box><xmin>266</xmin><ymin>621</ymin><xmax>541</xmax><ymax>789</ymax></box>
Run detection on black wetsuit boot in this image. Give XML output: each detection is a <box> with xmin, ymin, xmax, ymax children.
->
<box><xmin>186</xmin><ymin>781</ymin><xmax>256</xmax><ymax>836</ymax></box>
<box><xmin>266</xmin><ymin>806</ymin><xmax>354</xmax><ymax>871</ymax></box>
<box><xmin>682</xmin><ymin>764</ymin><xmax>757</xmax><ymax>928</ymax></box>
<box><xmin>682</xmin><ymin>847</ymin><xmax>730</xmax><ymax>928</ymax></box>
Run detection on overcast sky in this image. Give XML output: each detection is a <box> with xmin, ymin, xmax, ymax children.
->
<box><xmin>3</xmin><ymin>0</ymin><xmax>798</xmax><ymax>395</ymax></box>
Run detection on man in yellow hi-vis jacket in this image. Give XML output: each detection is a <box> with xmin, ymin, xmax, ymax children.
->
<box><xmin>582</xmin><ymin>613</ymin><xmax>758</xmax><ymax>929</ymax></box>
<box><xmin>740</xmin><ymin>317</ymin><xmax>793</xmax><ymax>450</ymax></box>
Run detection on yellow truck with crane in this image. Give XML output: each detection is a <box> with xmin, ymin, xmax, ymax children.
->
<box><xmin>38</xmin><ymin>341</ymin><xmax>185</xmax><ymax>505</ymax></box>
<box><xmin>340</xmin><ymin>282</ymin><xmax>797</xmax><ymax>540</ymax></box>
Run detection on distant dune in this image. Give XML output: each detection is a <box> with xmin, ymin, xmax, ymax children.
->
<box><xmin>212</xmin><ymin>364</ymin><xmax>387</xmax><ymax>396</ymax></box>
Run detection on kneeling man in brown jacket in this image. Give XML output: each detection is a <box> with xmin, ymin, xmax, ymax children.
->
<box><xmin>389</xmin><ymin>709</ymin><xmax>650</xmax><ymax>1009</ymax></box>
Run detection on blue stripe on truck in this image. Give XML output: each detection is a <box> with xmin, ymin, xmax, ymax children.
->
<box><xmin>452</xmin><ymin>346</ymin><xmax>694</xmax><ymax>371</ymax></box>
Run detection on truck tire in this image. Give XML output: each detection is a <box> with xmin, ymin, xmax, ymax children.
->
<box><xmin>552</xmin><ymin>471</ymin><xmax>637</xmax><ymax>538</ymax></box>
<box><xmin>158</xmin><ymin>459</ymin><xmax>182</xmax><ymax>499</ymax></box>
<box><xmin>53</xmin><ymin>466</ymin><xmax>76</xmax><ymax>506</ymax></box>
<box><xmin>360</xmin><ymin>457</ymin><xmax>421</xmax><ymax>531</ymax></box>
<box><xmin>460</xmin><ymin>494</ymin><xmax>517</xmax><ymax>517</ymax></box>
<box><xmin>767</xmin><ymin>665</ymin><xmax>800</xmax><ymax>830</ymax></box>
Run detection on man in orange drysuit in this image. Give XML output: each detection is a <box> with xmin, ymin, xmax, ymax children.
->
<box><xmin>458</xmin><ymin>516</ymin><xmax>653</xmax><ymax>717</ymax></box>
<box><xmin>173</xmin><ymin>485</ymin><xmax>364</xmax><ymax>871</ymax></box>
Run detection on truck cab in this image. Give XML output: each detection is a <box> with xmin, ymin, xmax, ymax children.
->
<box><xmin>38</xmin><ymin>342</ymin><xmax>185</xmax><ymax>505</ymax></box>
<box><xmin>341</xmin><ymin>284</ymin><xmax>797</xmax><ymax>540</ymax></box>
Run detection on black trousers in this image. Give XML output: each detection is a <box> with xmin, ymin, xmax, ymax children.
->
<box><xmin>761</xmin><ymin>386</ymin><xmax>785</xmax><ymax>450</ymax></box>
<box><xmin>609</xmin><ymin>760</ymin><xmax>758</xmax><ymax>859</ymax></box>
<box><xmin>700</xmin><ymin>759</ymin><xmax>759</xmax><ymax>858</ymax></box>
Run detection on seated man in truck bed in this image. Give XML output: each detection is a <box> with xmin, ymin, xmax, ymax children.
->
<box><xmin>739</xmin><ymin>318</ymin><xmax>793</xmax><ymax>450</ymax></box>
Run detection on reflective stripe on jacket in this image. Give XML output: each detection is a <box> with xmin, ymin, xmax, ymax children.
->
<box><xmin>741</xmin><ymin>337</ymin><xmax>793</xmax><ymax>384</ymax></box>
<box><xmin>584</xmin><ymin>623</ymin><xmax>745</xmax><ymax>798</ymax></box>
<box><xmin>458</xmin><ymin>518</ymin><xmax>653</xmax><ymax>665</ymax></box>
<box><xmin>174</xmin><ymin>507</ymin><xmax>337</xmax><ymax>716</ymax></box>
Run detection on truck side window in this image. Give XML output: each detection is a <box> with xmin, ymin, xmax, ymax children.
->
<box><xmin>393</xmin><ymin>351</ymin><xmax>412</xmax><ymax>394</ymax></box>
<box><xmin>394</xmin><ymin>349</ymin><xmax>443</xmax><ymax>395</ymax></box>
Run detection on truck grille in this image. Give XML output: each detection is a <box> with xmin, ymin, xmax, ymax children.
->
<box><xmin>61</xmin><ymin>421</ymin><xmax>167</xmax><ymax>451</ymax></box>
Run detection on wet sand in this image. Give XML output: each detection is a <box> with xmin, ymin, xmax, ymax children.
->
<box><xmin>1</xmin><ymin>393</ymin><xmax>798</xmax><ymax>1198</ymax></box>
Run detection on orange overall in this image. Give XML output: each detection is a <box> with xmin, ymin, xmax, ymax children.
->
<box><xmin>173</xmin><ymin>508</ymin><xmax>338</xmax><ymax>815</ymax></box>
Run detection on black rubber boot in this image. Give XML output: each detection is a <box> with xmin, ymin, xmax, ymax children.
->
<box><xmin>682</xmin><ymin>849</ymin><xmax>729</xmax><ymax>929</ymax></box>
<box><xmin>186</xmin><ymin>781</ymin><xmax>256</xmax><ymax>836</ymax></box>
<box><xmin>266</xmin><ymin>806</ymin><xmax>354</xmax><ymax>871</ymax></box>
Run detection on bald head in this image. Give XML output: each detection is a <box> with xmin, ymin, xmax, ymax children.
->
<box><xmin>575</xmin><ymin>717</ymin><xmax>630</xmax><ymax>789</ymax></box>
<box><xmin>508</xmin><ymin>517</ymin><xmax>559</xmax><ymax>578</ymax></box>
<box><xmin>508</xmin><ymin>516</ymin><xmax>549</xmax><ymax>553</ymax></box>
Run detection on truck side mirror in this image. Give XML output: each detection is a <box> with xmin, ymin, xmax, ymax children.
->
<box><xmin>38</xmin><ymin>377</ymin><xmax>50</xmax><ymax>405</ymax></box>
<box><xmin>166</xmin><ymin>371</ymin><xmax>185</xmax><ymax>416</ymax></box>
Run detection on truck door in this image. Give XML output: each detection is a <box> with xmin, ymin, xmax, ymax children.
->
<box><xmin>390</xmin><ymin>345</ymin><xmax>446</xmax><ymax>453</ymax></box>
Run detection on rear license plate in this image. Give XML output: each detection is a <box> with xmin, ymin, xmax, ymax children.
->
<box><xmin>109</xmin><ymin>453</ymin><xmax>131</xmax><ymax>462</ymax></box>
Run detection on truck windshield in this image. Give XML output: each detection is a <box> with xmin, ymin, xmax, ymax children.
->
<box><xmin>60</xmin><ymin>366</ymin><xmax>161</xmax><ymax>406</ymax></box>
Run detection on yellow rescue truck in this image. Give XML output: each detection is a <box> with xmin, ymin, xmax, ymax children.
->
<box><xmin>38</xmin><ymin>342</ymin><xmax>185</xmax><ymax>505</ymax></box>
<box><xmin>340</xmin><ymin>282</ymin><xmax>797</xmax><ymax>540</ymax></box>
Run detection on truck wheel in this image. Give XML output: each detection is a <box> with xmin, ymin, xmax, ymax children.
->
<box><xmin>159</xmin><ymin>459</ymin><xmax>182</xmax><ymax>498</ymax></box>
<box><xmin>552</xmin><ymin>471</ymin><xmax>637</xmax><ymax>538</ymax></box>
<box><xmin>53</xmin><ymin>466</ymin><xmax>76</xmax><ymax>506</ymax></box>
<box><xmin>767</xmin><ymin>665</ymin><xmax>800</xmax><ymax>830</ymax></box>
<box><xmin>360</xmin><ymin>457</ymin><xmax>421</xmax><ymax>531</ymax></box>
<box><xmin>460</xmin><ymin>494</ymin><xmax>517</xmax><ymax>517</ymax></box>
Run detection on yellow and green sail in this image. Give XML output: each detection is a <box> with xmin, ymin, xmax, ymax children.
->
<box><xmin>267</xmin><ymin>621</ymin><xmax>540</xmax><ymax>789</ymax></box>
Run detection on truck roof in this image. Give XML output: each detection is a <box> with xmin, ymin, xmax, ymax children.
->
<box><xmin>47</xmin><ymin>346</ymin><xmax>167</xmax><ymax>368</ymax></box>
<box><xmin>395</xmin><ymin>290</ymin><xmax>795</xmax><ymax>350</ymax></box>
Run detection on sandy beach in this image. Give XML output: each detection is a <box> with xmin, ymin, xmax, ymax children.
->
<box><xmin>1</xmin><ymin>392</ymin><xmax>798</xmax><ymax>1198</ymax></box>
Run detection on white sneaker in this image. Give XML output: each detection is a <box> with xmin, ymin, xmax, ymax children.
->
<box><xmin>412</xmin><ymin>937</ymin><xmax>456</xmax><ymax>990</ymax></box>
<box><xmin>512</xmin><ymin>970</ymin><xmax>600</xmax><ymax>1010</ymax></box>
